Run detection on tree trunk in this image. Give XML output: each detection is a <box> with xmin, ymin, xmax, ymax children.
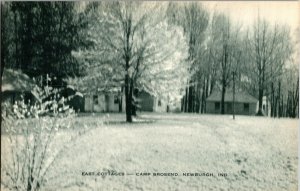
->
<box><xmin>209</xmin><ymin>75</ymin><xmax>215</xmax><ymax>95</ymax></box>
<box><xmin>1</xmin><ymin>5</ymin><xmax>5</xmax><ymax>76</ymax></box>
<box><xmin>181</xmin><ymin>97</ymin><xmax>184</xmax><ymax>112</ymax></box>
<box><xmin>292</xmin><ymin>77</ymin><xmax>299</xmax><ymax>118</ymax></box>
<box><xmin>232</xmin><ymin>72</ymin><xmax>235</xmax><ymax>119</ymax></box>
<box><xmin>221</xmin><ymin>83</ymin><xmax>226</xmax><ymax>114</ymax></box>
<box><xmin>196</xmin><ymin>83</ymin><xmax>201</xmax><ymax>113</ymax></box>
<box><xmin>125</xmin><ymin>74</ymin><xmax>132</xmax><ymax>122</ymax></box>
<box><xmin>119</xmin><ymin>87</ymin><xmax>123</xmax><ymax>113</ymax></box>
<box><xmin>14</xmin><ymin>9</ymin><xmax>18</xmax><ymax>69</ymax></box>
<box><xmin>277</xmin><ymin>81</ymin><xmax>281</xmax><ymax>117</ymax></box>
<box><xmin>184</xmin><ymin>86</ymin><xmax>189</xmax><ymax>112</ymax></box>
<box><xmin>201</xmin><ymin>84</ymin><xmax>205</xmax><ymax>114</ymax></box>
<box><xmin>188</xmin><ymin>82</ymin><xmax>194</xmax><ymax>113</ymax></box>
<box><xmin>286</xmin><ymin>91</ymin><xmax>291</xmax><ymax>117</ymax></box>
<box><xmin>271</xmin><ymin>82</ymin><xmax>275</xmax><ymax>117</ymax></box>
<box><xmin>204</xmin><ymin>77</ymin><xmax>209</xmax><ymax>113</ymax></box>
<box><xmin>266</xmin><ymin>96</ymin><xmax>269</xmax><ymax>117</ymax></box>
<box><xmin>131</xmin><ymin>81</ymin><xmax>136</xmax><ymax>116</ymax></box>
<box><xmin>257</xmin><ymin>87</ymin><xmax>264</xmax><ymax>116</ymax></box>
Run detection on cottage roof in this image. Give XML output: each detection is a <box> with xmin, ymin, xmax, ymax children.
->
<box><xmin>206</xmin><ymin>90</ymin><xmax>258</xmax><ymax>103</ymax></box>
<box><xmin>80</xmin><ymin>86</ymin><xmax>122</xmax><ymax>95</ymax></box>
<box><xmin>1</xmin><ymin>69</ymin><xmax>36</xmax><ymax>92</ymax></box>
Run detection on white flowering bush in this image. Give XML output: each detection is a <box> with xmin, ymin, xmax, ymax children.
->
<box><xmin>1</xmin><ymin>85</ymin><xmax>102</xmax><ymax>191</ymax></box>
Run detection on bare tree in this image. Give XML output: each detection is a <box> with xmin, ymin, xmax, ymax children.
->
<box><xmin>244</xmin><ymin>18</ymin><xmax>293</xmax><ymax>115</ymax></box>
<box><xmin>209</xmin><ymin>13</ymin><xmax>242</xmax><ymax>114</ymax></box>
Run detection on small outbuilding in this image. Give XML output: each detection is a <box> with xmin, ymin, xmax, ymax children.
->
<box><xmin>206</xmin><ymin>90</ymin><xmax>258</xmax><ymax>115</ymax></box>
<box><xmin>1</xmin><ymin>69</ymin><xmax>37</xmax><ymax>105</ymax></box>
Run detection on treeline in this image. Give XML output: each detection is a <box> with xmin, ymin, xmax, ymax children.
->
<box><xmin>166</xmin><ymin>3</ymin><xmax>298</xmax><ymax>118</ymax></box>
<box><xmin>1</xmin><ymin>2</ymin><xmax>87</xmax><ymax>85</ymax></box>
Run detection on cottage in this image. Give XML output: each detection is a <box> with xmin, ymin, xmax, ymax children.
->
<box><xmin>206</xmin><ymin>91</ymin><xmax>258</xmax><ymax>115</ymax></box>
<box><xmin>83</xmin><ymin>88</ymin><xmax>170</xmax><ymax>113</ymax></box>
<box><xmin>84</xmin><ymin>89</ymin><xmax>125</xmax><ymax>112</ymax></box>
<box><xmin>1</xmin><ymin>69</ymin><xmax>37</xmax><ymax>105</ymax></box>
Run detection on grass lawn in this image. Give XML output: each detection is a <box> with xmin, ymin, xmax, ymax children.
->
<box><xmin>1</xmin><ymin>113</ymin><xmax>298</xmax><ymax>191</ymax></box>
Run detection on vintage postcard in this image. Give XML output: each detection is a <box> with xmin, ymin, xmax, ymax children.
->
<box><xmin>1</xmin><ymin>1</ymin><xmax>299</xmax><ymax>190</ymax></box>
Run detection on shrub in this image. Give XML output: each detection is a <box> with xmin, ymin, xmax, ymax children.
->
<box><xmin>1</xmin><ymin>84</ymin><xmax>97</xmax><ymax>191</ymax></box>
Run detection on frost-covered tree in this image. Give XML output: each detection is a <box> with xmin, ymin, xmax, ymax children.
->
<box><xmin>69</xmin><ymin>2</ymin><xmax>189</xmax><ymax>122</ymax></box>
<box><xmin>166</xmin><ymin>2</ymin><xmax>209</xmax><ymax>113</ymax></box>
<box><xmin>244</xmin><ymin>18</ymin><xmax>293</xmax><ymax>115</ymax></box>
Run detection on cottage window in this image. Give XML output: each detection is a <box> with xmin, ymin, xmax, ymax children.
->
<box><xmin>158</xmin><ymin>100</ymin><xmax>162</xmax><ymax>107</ymax></box>
<box><xmin>244</xmin><ymin>103</ymin><xmax>249</xmax><ymax>112</ymax></box>
<box><xmin>215</xmin><ymin>102</ymin><xmax>220</xmax><ymax>110</ymax></box>
<box><xmin>93</xmin><ymin>95</ymin><xmax>98</xmax><ymax>105</ymax></box>
<box><xmin>114</xmin><ymin>95</ymin><xmax>119</xmax><ymax>104</ymax></box>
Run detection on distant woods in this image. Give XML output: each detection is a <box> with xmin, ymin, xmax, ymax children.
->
<box><xmin>1</xmin><ymin>2</ymin><xmax>298</xmax><ymax>119</ymax></box>
<box><xmin>1</xmin><ymin>2</ymin><xmax>85</xmax><ymax>81</ymax></box>
<box><xmin>166</xmin><ymin>2</ymin><xmax>298</xmax><ymax>118</ymax></box>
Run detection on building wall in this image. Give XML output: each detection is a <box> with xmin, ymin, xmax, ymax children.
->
<box><xmin>168</xmin><ymin>100</ymin><xmax>181</xmax><ymax>113</ymax></box>
<box><xmin>139</xmin><ymin>91</ymin><xmax>154</xmax><ymax>111</ymax></box>
<box><xmin>84</xmin><ymin>96</ymin><xmax>90</xmax><ymax>112</ymax></box>
<box><xmin>84</xmin><ymin>91</ymin><xmax>171</xmax><ymax>113</ymax></box>
<box><xmin>138</xmin><ymin>91</ymin><xmax>168</xmax><ymax>112</ymax></box>
<box><xmin>84</xmin><ymin>95</ymin><xmax>105</xmax><ymax>112</ymax></box>
<box><xmin>106</xmin><ymin>93</ymin><xmax>120</xmax><ymax>112</ymax></box>
<box><xmin>206</xmin><ymin>101</ymin><xmax>219</xmax><ymax>114</ymax></box>
<box><xmin>153</xmin><ymin>97</ymin><xmax>167</xmax><ymax>112</ymax></box>
<box><xmin>121</xmin><ymin>94</ymin><xmax>126</xmax><ymax>112</ymax></box>
<box><xmin>206</xmin><ymin>101</ymin><xmax>257</xmax><ymax>115</ymax></box>
<box><xmin>233</xmin><ymin>102</ymin><xmax>257</xmax><ymax>115</ymax></box>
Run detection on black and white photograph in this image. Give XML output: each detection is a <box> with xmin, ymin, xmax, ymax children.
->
<box><xmin>1</xmin><ymin>1</ymin><xmax>299</xmax><ymax>190</ymax></box>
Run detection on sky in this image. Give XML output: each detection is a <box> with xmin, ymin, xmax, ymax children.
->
<box><xmin>202</xmin><ymin>1</ymin><xmax>299</xmax><ymax>41</ymax></box>
<box><xmin>78</xmin><ymin>1</ymin><xmax>299</xmax><ymax>38</ymax></box>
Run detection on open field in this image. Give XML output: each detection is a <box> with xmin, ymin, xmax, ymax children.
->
<box><xmin>1</xmin><ymin>113</ymin><xmax>298</xmax><ymax>191</ymax></box>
